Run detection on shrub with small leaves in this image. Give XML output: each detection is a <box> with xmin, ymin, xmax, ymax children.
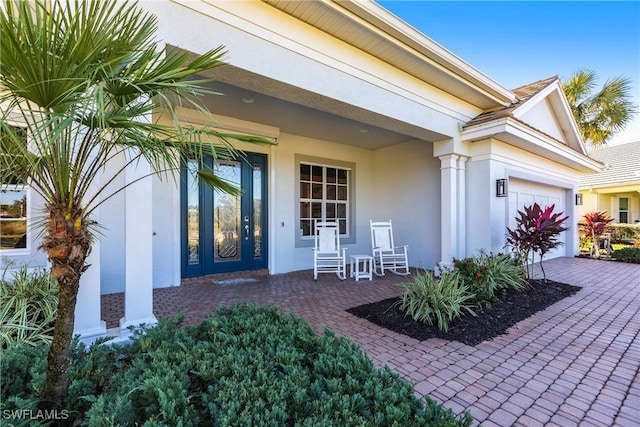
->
<box><xmin>2</xmin><ymin>304</ymin><xmax>473</xmax><ymax>426</ymax></box>
<box><xmin>454</xmin><ymin>252</ymin><xmax>526</xmax><ymax>303</ymax></box>
<box><xmin>612</xmin><ymin>247</ymin><xmax>640</xmax><ymax>264</ymax></box>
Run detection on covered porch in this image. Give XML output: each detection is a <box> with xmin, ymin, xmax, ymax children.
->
<box><xmin>99</xmin><ymin>258</ymin><xmax>640</xmax><ymax>426</ymax></box>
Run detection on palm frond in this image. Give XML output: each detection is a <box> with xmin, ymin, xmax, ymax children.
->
<box><xmin>1</xmin><ymin>0</ymin><xmax>275</xmax><ymax>221</ymax></box>
<box><xmin>562</xmin><ymin>68</ymin><xmax>637</xmax><ymax>147</ymax></box>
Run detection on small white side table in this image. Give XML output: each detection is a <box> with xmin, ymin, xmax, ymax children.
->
<box><xmin>350</xmin><ymin>255</ymin><xmax>373</xmax><ymax>281</ymax></box>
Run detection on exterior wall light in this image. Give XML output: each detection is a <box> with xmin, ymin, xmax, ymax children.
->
<box><xmin>496</xmin><ymin>179</ymin><xmax>507</xmax><ymax>197</ymax></box>
<box><xmin>575</xmin><ymin>193</ymin><xmax>583</xmax><ymax>205</ymax></box>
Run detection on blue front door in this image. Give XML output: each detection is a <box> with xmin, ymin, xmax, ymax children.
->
<box><xmin>182</xmin><ymin>153</ymin><xmax>267</xmax><ymax>277</ymax></box>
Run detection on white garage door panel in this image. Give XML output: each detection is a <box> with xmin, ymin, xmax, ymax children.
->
<box><xmin>508</xmin><ymin>179</ymin><xmax>566</xmax><ymax>259</ymax></box>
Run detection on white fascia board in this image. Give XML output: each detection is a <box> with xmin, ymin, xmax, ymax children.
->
<box><xmin>462</xmin><ymin>118</ymin><xmax>603</xmax><ymax>172</ymax></box>
<box><xmin>336</xmin><ymin>0</ymin><xmax>517</xmax><ymax>106</ymax></box>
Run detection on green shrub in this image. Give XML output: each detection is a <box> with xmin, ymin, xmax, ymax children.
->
<box><xmin>0</xmin><ymin>263</ymin><xmax>59</xmax><ymax>348</ymax></box>
<box><xmin>453</xmin><ymin>252</ymin><xmax>526</xmax><ymax>303</ymax></box>
<box><xmin>1</xmin><ymin>304</ymin><xmax>473</xmax><ymax>426</ymax></box>
<box><xmin>396</xmin><ymin>271</ymin><xmax>475</xmax><ymax>332</ymax></box>
<box><xmin>609</xmin><ymin>223</ymin><xmax>640</xmax><ymax>242</ymax></box>
<box><xmin>612</xmin><ymin>247</ymin><xmax>640</xmax><ymax>264</ymax></box>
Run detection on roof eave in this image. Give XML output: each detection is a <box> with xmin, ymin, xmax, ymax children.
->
<box><xmin>579</xmin><ymin>182</ymin><xmax>640</xmax><ymax>192</ymax></box>
<box><xmin>340</xmin><ymin>0</ymin><xmax>516</xmax><ymax>104</ymax></box>
<box><xmin>461</xmin><ymin>118</ymin><xmax>603</xmax><ymax>173</ymax></box>
<box><xmin>262</xmin><ymin>0</ymin><xmax>516</xmax><ymax>109</ymax></box>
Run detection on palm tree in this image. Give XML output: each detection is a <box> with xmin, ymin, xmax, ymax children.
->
<box><xmin>0</xmin><ymin>0</ymin><xmax>272</xmax><ymax>408</ymax></box>
<box><xmin>562</xmin><ymin>68</ymin><xmax>637</xmax><ymax>147</ymax></box>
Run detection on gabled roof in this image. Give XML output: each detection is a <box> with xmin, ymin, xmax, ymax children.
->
<box><xmin>579</xmin><ymin>141</ymin><xmax>640</xmax><ymax>188</ymax></box>
<box><xmin>460</xmin><ymin>76</ymin><xmax>602</xmax><ymax>172</ymax></box>
<box><xmin>463</xmin><ymin>76</ymin><xmax>559</xmax><ymax>127</ymax></box>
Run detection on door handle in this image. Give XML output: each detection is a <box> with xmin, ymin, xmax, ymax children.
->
<box><xmin>244</xmin><ymin>224</ymin><xmax>249</xmax><ymax>240</ymax></box>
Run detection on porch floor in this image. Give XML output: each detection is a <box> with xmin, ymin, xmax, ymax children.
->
<box><xmin>101</xmin><ymin>258</ymin><xmax>640</xmax><ymax>426</ymax></box>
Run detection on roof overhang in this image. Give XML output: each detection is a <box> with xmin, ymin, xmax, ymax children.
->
<box><xmin>579</xmin><ymin>183</ymin><xmax>640</xmax><ymax>193</ymax></box>
<box><xmin>462</xmin><ymin>117</ymin><xmax>604</xmax><ymax>172</ymax></box>
<box><xmin>262</xmin><ymin>0</ymin><xmax>516</xmax><ymax>110</ymax></box>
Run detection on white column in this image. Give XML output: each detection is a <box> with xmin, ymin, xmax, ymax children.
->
<box><xmin>74</xmin><ymin>232</ymin><xmax>107</xmax><ymax>341</ymax></box>
<box><xmin>440</xmin><ymin>154</ymin><xmax>458</xmax><ymax>265</ymax></box>
<box><xmin>456</xmin><ymin>156</ymin><xmax>468</xmax><ymax>259</ymax></box>
<box><xmin>120</xmin><ymin>154</ymin><xmax>157</xmax><ymax>331</ymax></box>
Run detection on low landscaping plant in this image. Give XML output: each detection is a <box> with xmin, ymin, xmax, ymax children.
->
<box><xmin>579</xmin><ymin>211</ymin><xmax>614</xmax><ymax>258</ymax></box>
<box><xmin>0</xmin><ymin>263</ymin><xmax>58</xmax><ymax>348</ymax></box>
<box><xmin>612</xmin><ymin>247</ymin><xmax>640</xmax><ymax>264</ymax></box>
<box><xmin>506</xmin><ymin>203</ymin><xmax>568</xmax><ymax>281</ymax></box>
<box><xmin>608</xmin><ymin>223</ymin><xmax>640</xmax><ymax>243</ymax></box>
<box><xmin>453</xmin><ymin>252</ymin><xmax>526</xmax><ymax>303</ymax></box>
<box><xmin>1</xmin><ymin>304</ymin><xmax>473</xmax><ymax>426</ymax></box>
<box><xmin>396</xmin><ymin>270</ymin><xmax>475</xmax><ymax>332</ymax></box>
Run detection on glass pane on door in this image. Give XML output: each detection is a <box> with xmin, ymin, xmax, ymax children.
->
<box><xmin>186</xmin><ymin>160</ymin><xmax>200</xmax><ymax>265</ymax></box>
<box><xmin>253</xmin><ymin>162</ymin><xmax>262</xmax><ymax>259</ymax></box>
<box><xmin>214</xmin><ymin>161</ymin><xmax>241</xmax><ymax>262</ymax></box>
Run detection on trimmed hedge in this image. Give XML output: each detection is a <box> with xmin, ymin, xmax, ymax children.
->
<box><xmin>612</xmin><ymin>247</ymin><xmax>640</xmax><ymax>264</ymax></box>
<box><xmin>2</xmin><ymin>304</ymin><xmax>473</xmax><ymax>426</ymax></box>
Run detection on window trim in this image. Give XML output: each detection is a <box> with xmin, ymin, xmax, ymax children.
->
<box><xmin>1</xmin><ymin>125</ymin><xmax>30</xmax><ymax>254</ymax></box>
<box><xmin>1</xmin><ymin>184</ymin><xmax>30</xmax><ymax>254</ymax></box>
<box><xmin>295</xmin><ymin>154</ymin><xmax>355</xmax><ymax>248</ymax></box>
<box><xmin>619</xmin><ymin>197</ymin><xmax>629</xmax><ymax>223</ymax></box>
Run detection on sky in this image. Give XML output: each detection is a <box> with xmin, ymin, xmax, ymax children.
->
<box><xmin>377</xmin><ymin>1</ymin><xmax>640</xmax><ymax>145</ymax></box>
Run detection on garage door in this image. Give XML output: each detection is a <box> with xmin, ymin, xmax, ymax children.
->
<box><xmin>508</xmin><ymin>179</ymin><xmax>566</xmax><ymax>259</ymax></box>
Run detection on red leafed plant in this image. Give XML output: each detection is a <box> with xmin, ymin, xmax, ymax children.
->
<box><xmin>579</xmin><ymin>211</ymin><xmax>614</xmax><ymax>258</ymax></box>
<box><xmin>506</xmin><ymin>203</ymin><xmax>569</xmax><ymax>281</ymax></box>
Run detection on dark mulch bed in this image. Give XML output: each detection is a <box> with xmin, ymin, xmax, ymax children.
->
<box><xmin>347</xmin><ymin>279</ymin><xmax>582</xmax><ymax>346</ymax></box>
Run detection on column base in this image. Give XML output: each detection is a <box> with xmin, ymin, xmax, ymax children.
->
<box><xmin>75</xmin><ymin>321</ymin><xmax>108</xmax><ymax>345</ymax></box>
<box><xmin>119</xmin><ymin>316</ymin><xmax>158</xmax><ymax>332</ymax></box>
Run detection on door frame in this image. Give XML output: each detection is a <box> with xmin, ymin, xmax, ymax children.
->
<box><xmin>180</xmin><ymin>153</ymin><xmax>268</xmax><ymax>278</ymax></box>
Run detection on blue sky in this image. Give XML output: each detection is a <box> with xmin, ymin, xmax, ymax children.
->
<box><xmin>377</xmin><ymin>1</ymin><xmax>640</xmax><ymax>145</ymax></box>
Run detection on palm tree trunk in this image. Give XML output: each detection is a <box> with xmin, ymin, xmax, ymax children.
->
<box><xmin>39</xmin><ymin>208</ymin><xmax>92</xmax><ymax>410</ymax></box>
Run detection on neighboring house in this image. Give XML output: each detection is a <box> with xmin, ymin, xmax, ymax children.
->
<box><xmin>578</xmin><ymin>141</ymin><xmax>640</xmax><ymax>224</ymax></box>
<box><xmin>0</xmin><ymin>0</ymin><xmax>601</xmax><ymax>341</ymax></box>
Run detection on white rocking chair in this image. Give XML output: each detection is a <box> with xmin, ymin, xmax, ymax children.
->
<box><xmin>370</xmin><ymin>219</ymin><xmax>409</xmax><ymax>276</ymax></box>
<box><xmin>313</xmin><ymin>221</ymin><xmax>346</xmax><ymax>280</ymax></box>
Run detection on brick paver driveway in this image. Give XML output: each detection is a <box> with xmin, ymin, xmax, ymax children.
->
<box><xmin>102</xmin><ymin>257</ymin><xmax>639</xmax><ymax>426</ymax></box>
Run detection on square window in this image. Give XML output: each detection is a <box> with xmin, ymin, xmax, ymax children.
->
<box><xmin>298</xmin><ymin>161</ymin><xmax>351</xmax><ymax>238</ymax></box>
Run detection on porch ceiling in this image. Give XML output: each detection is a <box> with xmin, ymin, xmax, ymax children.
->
<box><xmin>198</xmin><ymin>65</ymin><xmax>448</xmax><ymax>150</ymax></box>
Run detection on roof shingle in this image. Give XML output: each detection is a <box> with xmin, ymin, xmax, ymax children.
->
<box><xmin>463</xmin><ymin>76</ymin><xmax>558</xmax><ymax>128</ymax></box>
<box><xmin>579</xmin><ymin>141</ymin><xmax>640</xmax><ymax>188</ymax></box>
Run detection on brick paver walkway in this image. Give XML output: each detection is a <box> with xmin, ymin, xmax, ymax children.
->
<box><xmin>101</xmin><ymin>257</ymin><xmax>640</xmax><ymax>426</ymax></box>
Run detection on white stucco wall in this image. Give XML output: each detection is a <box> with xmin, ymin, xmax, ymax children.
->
<box><xmin>99</xmin><ymin>157</ymin><xmax>126</xmax><ymax>295</ymax></box>
<box><xmin>268</xmin><ymin>133</ymin><xmax>377</xmax><ymax>274</ymax></box>
<box><xmin>373</xmin><ymin>139</ymin><xmax>441</xmax><ymax>270</ymax></box>
<box><xmin>466</xmin><ymin>139</ymin><xmax>581</xmax><ymax>258</ymax></box>
<box><xmin>519</xmin><ymin>99</ymin><xmax>565</xmax><ymax>142</ymax></box>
